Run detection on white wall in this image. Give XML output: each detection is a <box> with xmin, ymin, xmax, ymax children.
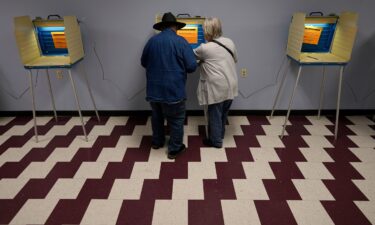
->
<box><xmin>0</xmin><ymin>0</ymin><xmax>374</xmax><ymax>110</ymax></box>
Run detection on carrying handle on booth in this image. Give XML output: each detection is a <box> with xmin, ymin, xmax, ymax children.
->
<box><xmin>309</xmin><ymin>12</ymin><xmax>324</xmax><ymax>16</ymax></box>
<box><xmin>177</xmin><ymin>13</ymin><xmax>191</xmax><ymax>18</ymax></box>
<box><xmin>47</xmin><ymin>14</ymin><xmax>62</xmax><ymax>20</ymax></box>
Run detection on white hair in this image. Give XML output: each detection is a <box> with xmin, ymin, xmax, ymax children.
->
<box><xmin>203</xmin><ymin>17</ymin><xmax>222</xmax><ymax>40</ymax></box>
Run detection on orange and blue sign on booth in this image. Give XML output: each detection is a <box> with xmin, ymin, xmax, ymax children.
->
<box><xmin>303</xmin><ymin>26</ymin><xmax>323</xmax><ymax>45</ymax></box>
<box><xmin>177</xmin><ymin>25</ymin><xmax>199</xmax><ymax>44</ymax></box>
<box><xmin>156</xmin><ymin>14</ymin><xmax>205</xmax><ymax>49</ymax></box>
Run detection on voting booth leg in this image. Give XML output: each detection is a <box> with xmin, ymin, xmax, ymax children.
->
<box><xmin>68</xmin><ymin>69</ymin><xmax>88</xmax><ymax>142</ymax></box>
<box><xmin>203</xmin><ymin>104</ymin><xmax>209</xmax><ymax>138</ymax></box>
<box><xmin>318</xmin><ymin>66</ymin><xmax>326</xmax><ymax>119</ymax></box>
<box><xmin>271</xmin><ymin>58</ymin><xmax>291</xmax><ymax>118</ymax></box>
<box><xmin>81</xmin><ymin>66</ymin><xmax>100</xmax><ymax>122</ymax></box>
<box><xmin>281</xmin><ymin>66</ymin><xmax>303</xmax><ymax>138</ymax></box>
<box><xmin>46</xmin><ymin>69</ymin><xmax>58</xmax><ymax>121</ymax></box>
<box><xmin>334</xmin><ymin>66</ymin><xmax>344</xmax><ymax>140</ymax></box>
<box><xmin>28</xmin><ymin>70</ymin><xmax>38</xmax><ymax>143</ymax></box>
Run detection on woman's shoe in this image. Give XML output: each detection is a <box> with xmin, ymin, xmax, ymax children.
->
<box><xmin>151</xmin><ymin>143</ymin><xmax>164</xmax><ymax>149</ymax></box>
<box><xmin>202</xmin><ymin>139</ymin><xmax>222</xmax><ymax>148</ymax></box>
<box><xmin>168</xmin><ymin>144</ymin><xmax>186</xmax><ymax>159</ymax></box>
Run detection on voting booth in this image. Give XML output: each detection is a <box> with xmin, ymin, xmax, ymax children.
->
<box><xmin>286</xmin><ymin>12</ymin><xmax>358</xmax><ymax>65</ymax></box>
<box><xmin>155</xmin><ymin>13</ymin><xmax>206</xmax><ymax>49</ymax></box>
<box><xmin>271</xmin><ymin>12</ymin><xmax>358</xmax><ymax>140</ymax></box>
<box><xmin>14</xmin><ymin>15</ymin><xmax>100</xmax><ymax>142</ymax></box>
<box><xmin>14</xmin><ymin>15</ymin><xmax>85</xmax><ymax>68</ymax></box>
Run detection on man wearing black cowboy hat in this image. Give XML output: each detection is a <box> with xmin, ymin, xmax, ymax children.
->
<box><xmin>141</xmin><ymin>12</ymin><xmax>197</xmax><ymax>159</ymax></box>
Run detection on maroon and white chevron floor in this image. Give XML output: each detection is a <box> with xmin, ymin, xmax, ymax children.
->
<box><xmin>0</xmin><ymin>115</ymin><xmax>374</xmax><ymax>225</ymax></box>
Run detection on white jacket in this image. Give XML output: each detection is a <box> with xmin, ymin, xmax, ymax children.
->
<box><xmin>194</xmin><ymin>37</ymin><xmax>239</xmax><ymax>105</ymax></box>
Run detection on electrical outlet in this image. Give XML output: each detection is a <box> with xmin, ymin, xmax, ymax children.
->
<box><xmin>56</xmin><ymin>70</ymin><xmax>63</xmax><ymax>79</ymax></box>
<box><xmin>240</xmin><ymin>68</ymin><xmax>248</xmax><ymax>77</ymax></box>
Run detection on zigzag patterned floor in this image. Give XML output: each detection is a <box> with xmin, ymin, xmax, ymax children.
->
<box><xmin>0</xmin><ymin>115</ymin><xmax>374</xmax><ymax>225</ymax></box>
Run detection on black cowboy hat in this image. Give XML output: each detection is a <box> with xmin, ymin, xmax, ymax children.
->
<box><xmin>153</xmin><ymin>12</ymin><xmax>186</xmax><ymax>31</ymax></box>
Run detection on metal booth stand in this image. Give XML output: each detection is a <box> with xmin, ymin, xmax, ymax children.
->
<box><xmin>14</xmin><ymin>15</ymin><xmax>100</xmax><ymax>142</ymax></box>
<box><xmin>270</xmin><ymin>12</ymin><xmax>358</xmax><ymax>140</ymax></box>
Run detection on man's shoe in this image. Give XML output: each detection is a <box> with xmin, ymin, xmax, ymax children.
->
<box><xmin>168</xmin><ymin>144</ymin><xmax>186</xmax><ymax>159</ymax></box>
<box><xmin>202</xmin><ymin>138</ymin><xmax>222</xmax><ymax>149</ymax></box>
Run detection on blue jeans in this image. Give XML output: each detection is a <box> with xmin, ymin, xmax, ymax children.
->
<box><xmin>207</xmin><ymin>100</ymin><xmax>233</xmax><ymax>147</ymax></box>
<box><xmin>150</xmin><ymin>101</ymin><xmax>186</xmax><ymax>153</ymax></box>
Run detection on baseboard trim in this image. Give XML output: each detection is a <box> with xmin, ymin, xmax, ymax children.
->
<box><xmin>0</xmin><ymin>110</ymin><xmax>374</xmax><ymax>117</ymax></box>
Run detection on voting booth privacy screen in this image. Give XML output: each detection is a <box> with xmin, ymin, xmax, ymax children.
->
<box><xmin>286</xmin><ymin>12</ymin><xmax>358</xmax><ymax>64</ymax></box>
<box><xmin>35</xmin><ymin>18</ymin><xmax>69</xmax><ymax>56</ymax></box>
<box><xmin>155</xmin><ymin>14</ymin><xmax>205</xmax><ymax>49</ymax></box>
<box><xmin>301</xmin><ymin>17</ymin><xmax>337</xmax><ymax>53</ymax></box>
<box><xmin>14</xmin><ymin>15</ymin><xmax>84</xmax><ymax>68</ymax></box>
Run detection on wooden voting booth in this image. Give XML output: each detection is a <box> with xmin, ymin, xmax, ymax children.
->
<box><xmin>155</xmin><ymin>14</ymin><xmax>206</xmax><ymax>49</ymax></box>
<box><xmin>286</xmin><ymin>12</ymin><xmax>358</xmax><ymax>64</ymax></box>
<box><xmin>15</xmin><ymin>15</ymin><xmax>85</xmax><ymax>68</ymax></box>
<box><xmin>271</xmin><ymin>12</ymin><xmax>358</xmax><ymax>140</ymax></box>
<box><xmin>14</xmin><ymin>15</ymin><xmax>100</xmax><ymax>142</ymax></box>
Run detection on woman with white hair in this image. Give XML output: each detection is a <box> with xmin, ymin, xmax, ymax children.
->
<box><xmin>194</xmin><ymin>17</ymin><xmax>239</xmax><ymax>148</ymax></box>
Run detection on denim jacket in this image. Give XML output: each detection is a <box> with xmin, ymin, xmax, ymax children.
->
<box><xmin>141</xmin><ymin>28</ymin><xmax>197</xmax><ymax>103</ymax></box>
